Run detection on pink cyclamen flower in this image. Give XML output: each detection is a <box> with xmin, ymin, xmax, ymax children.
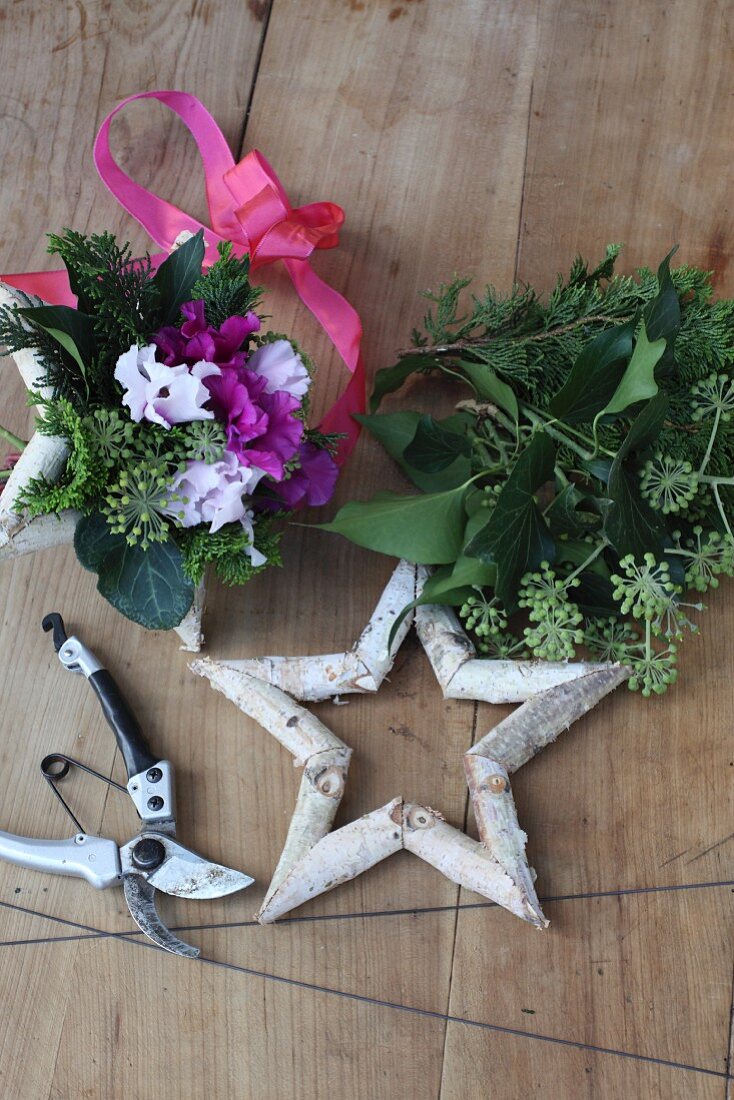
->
<box><xmin>114</xmin><ymin>344</ymin><xmax>219</xmax><ymax>428</ymax></box>
<box><xmin>247</xmin><ymin>339</ymin><xmax>311</xmax><ymax>398</ymax></box>
<box><xmin>204</xmin><ymin>369</ymin><xmax>304</xmax><ymax>480</ymax></box>
<box><xmin>154</xmin><ymin>300</ymin><xmax>260</xmax><ymax>371</ymax></box>
<box><xmin>257</xmin><ymin>441</ymin><xmax>339</xmax><ymax>511</ymax></box>
<box><xmin>167</xmin><ymin>452</ymin><xmax>266</xmax><ymax>565</ymax></box>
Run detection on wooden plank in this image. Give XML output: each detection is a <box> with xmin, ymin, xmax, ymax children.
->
<box><xmin>448</xmin><ymin>3</ymin><xmax>734</xmax><ymax>1093</ymax></box>
<box><xmin>51</xmin><ymin>937</ymin><xmax>447</xmax><ymax>1100</ymax></box>
<box><xmin>444</xmin><ymin>887</ymin><xmax>733</xmax><ymax>1072</ymax></box>
<box><xmin>0</xmin><ymin>0</ymin><xmax>731</xmax><ymax>1097</ymax></box>
<box><xmin>517</xmin><ymin>0</ymin><xmax>734</xmax><ymax>289</ymax></box>
<box><xmin>0</xmin><ymin>3</ymin><xmax>271</xmax><ymax>1097</ymax></box>
<box><xmin>198</xmin><ymin>0</ymin><xmax>537</xmax><ymax>896</ymax></box>
<box><xmin>76</xmin><ymin>3</ymin><xmax>539</xmax><ymax>1096</ymax></box>
<box><xmin>440</xmin><ymin>1021</ymin><xmax>725</xmax><ymax>1100</ymax></box>
<box><xmin>466</xmin><ymin>584</ymin><xmax>734</xmax><ymax>897</ymax></box>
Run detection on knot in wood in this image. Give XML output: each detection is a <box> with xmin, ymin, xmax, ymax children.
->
<box><xmin>405</xmin><ymin>805</ymin><xmax>435</xmax><ymax>831</ymax></box>
<box><xmin>311</xmin><ymin>765</ymin><xmax>345</xmax><ymax>798</ymax></box>
<box><xmin>487</xmin><ymin>774</ymin><xmax>508</xmax><ymax>794</ymax></box>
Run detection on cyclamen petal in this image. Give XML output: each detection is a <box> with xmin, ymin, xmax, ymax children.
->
<box><xmin>114</xmin><ymin>344</ymin><xmax>217</xmax><ymax>428</ymax></box>
<box><xmin>150</xmin><ymin>368</ymin><xmax>217</xmax><ymax>426</ymax></box>
<box><xmin>258</xmin><ymin>441</ymin><xmax>339</xmax><ymax>510</ymax></box>
<box><xmin>114</xmin><ymin>344</ymin><xmax>157</xmax><ymax>420</ymax></box>
<box><xmin>169</xmin><ymin>453</ymin><xmax>265</xmax><ymax>544</ymax></box>
<box><xmin>155</xmin><ymin>300</ymin><xmax>260</xmax><ymax>371</ymax></box>
<box><xmin>247</xmin><ymin>339</ymin><xmax>311</xmax><ymax>398</ymax></box>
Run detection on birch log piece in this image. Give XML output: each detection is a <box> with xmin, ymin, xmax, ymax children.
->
<box><xmin>414</xmin><ymin>567</ymin><xmax>615</xmax><ymax>704</ymax></box>
<box><xmin>401</xmin><ymin>802</ymin><xmax>547</xmax><ymax>927</ymax></box>
<box><xmin>192</xmin><ymin>655</ymin><xmax>358</xmax><ymax>914</ymax></box>
<box><xmin>0</xmin><ymin>283</ymin><xmax>70</xmax><ymax>544</ymax></box>
<box><xmin>230</xmin><ymin>558</ymin><xmax>621</xmax><ymax>706</ymax></box>
<box><xmin>262</xmin><ymin>744</ymin><xmax>352</xmax><ymax>908</ymax></box>
<box><xmin>174</xmin><ymin>577</ymin><xmax>208</xmax><ymax>652</ymax></box>
<box><xmin>218</xmin><ymin>558</ymin><xmax>417</xmax><ymax>700</ymax></box>
<box><xmin>0</xmin><ymin>508</ymin><xmax>79</xmax><ymax>561</ymax></box>
<box><xmin>461</xmin><ymin>758</ymin><xmax>544</xmax><ymax>924</ymax></box>
<box><xmin>257</xmin><ymin>799</ymin><xmax>404</xmax><ymax>923</ymax></box>
<box><xmin>468</xmin><ymin>664</ymin><xmax>631</xmax><ymax>774</ymax></box>
<box><xmin>259</xmin><ymin>797</ymin><xmax>548</xmax><ymax>927</ymax></box>
<box><xmin>191</xmin><ymin>657</ymin><xmax>350</xmax><ymax>765</ymax></box>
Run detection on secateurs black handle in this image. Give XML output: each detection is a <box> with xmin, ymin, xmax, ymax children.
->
<box><xmin>87</xmin><ymin>669</ymin><xmax>158</xmax><ymax>779</ymax></box>
<box><xmin>43</xmin><ymin>613</ymin><xmax>158</xmax><ymax>780</ymax></box>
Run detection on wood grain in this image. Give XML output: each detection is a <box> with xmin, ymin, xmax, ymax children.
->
<box><xmin>0</xmin><ymin>1</ymin><xmax>731</xmax><ymax>1098</ymax></box>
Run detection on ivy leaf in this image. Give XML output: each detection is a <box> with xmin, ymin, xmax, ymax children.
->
<box><xmin>605</xmin><ymin>464</ymin><xmax>664</xmax><ymax>560</ymax></box>
<box><xmin>75</xmin><ymin>513</ymin><xmax>194</xmax><ymax>629</ymax></box>
<box><xmin>369</xmin><ymin>354</ymin><xmax>439</xmax><ymax>412</ymax></box>
<box><xmin>19</xmin><ymin>304</ymin><xmax>97</xmax><ymax>373</ymax></box>
<box><xmin>153</xmin><ymin>230</ymin><xmax>206</xmax><ymax>326</ymax></box>
<box><xmin>74</xmin><ymin>511</ymin><xmax>124</xmax><ymax>571</ymax></box>
<box><xmin>97</xmin><ymin>539</ymin><xmax>195</xmax><ymax>630</ymax></box>
<box><xmin>594</xmin><ymin>320</ymin><xmax>666</xmax><ymax>423</ymax></box>
<box><xmin>355</xmin><ymin>412</ymin><xmax>471</xmax><ymax>491</ymax></box>
<box><xmin>643</xmin><ymin>249</ymin><xmax>681</xmax><ymax>379</ymax></box>
<box><xmin>318</xmin><ymin>484</ymin><xmax>468</xmax><ymax>564</ymax></box>
<box><xmin>465</xmin><ymin>432</ymin><xmax>556</xmax><ymax>607</ymax></box>
<box><xmin>617</xmin><ymin>391</ymin><xmax>669</xmax><ymax>457</ymax></box>
<box><xmin>355</xmin><ymin>410</ymin><xmax>419</xmax><ymax>460</ymax></box>
<box><xmin>555</xmin><ymin>538</ymin><xmax>609</xmax><ymax>577</ymax></box>
<box><xmin>603</xmin><ymin>394</ymin><xmax>669</xmax><ymax>560</ymax></box>
<box><xmin>456</xmin><ymin>360</ymin><xmax>518</xmax><ymax>421</ymax></box>
<box><xmin>545</xmin><ymin>483</ymin><xmax>600</xmax><ymax>537</ymax></box>
<box><xmin>645</xmin><ymin>248</ymin><xmax>680</xmax><ymax>343</ymax></box>
<box><xmin>582</xmin><ymin>457</ymin><xmax>613</xmax><ymax>484</ymax></box>
<box><xmin>573</xmin><ymin>572</ymin><xmax>619</xmax><ymax>617</ymax></box>
<box><xmin>548</xmin><ymin>320</ymin><xmax>636</xmax><ymax>423</ymax></box>
<box><xmin>403</xmin><ymin>414</ymin><xmax>472</xmax><ymax>473</ymax></box>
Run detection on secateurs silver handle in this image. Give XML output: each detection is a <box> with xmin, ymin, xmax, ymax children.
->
<box><xmin>0</xmin><ymin>831</ymin><xmax>121</xmax><ymax>889</ymax></box>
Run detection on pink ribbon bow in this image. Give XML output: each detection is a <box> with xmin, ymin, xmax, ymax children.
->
<box><xmin>3</xmin><ymin>90</ymin><xmax>365</xmax><ymax>460</ymax></box>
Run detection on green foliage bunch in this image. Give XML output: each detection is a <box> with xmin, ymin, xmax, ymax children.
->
<box><xmin>322</xmin><ymin>248</ymin><xmax>734</xmax><ymax>695</ymax></box>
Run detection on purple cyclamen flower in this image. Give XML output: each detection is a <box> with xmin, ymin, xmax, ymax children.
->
<box><xmin>168</xmin><ymin>451</ymin><xmax>266</xmax><ymax>564</ymax></box>
<box><xmin>247</xmin><ymin>339</ymin><xmax>311</xmax><ymax>398</ymax></box>
<box><xmin>114</xmin><ymin>344</ymin><xmax>218</xmax><ymax>428</ymax></box>
<box><xmin>154</xmin><ymin>300</ymin><xmax>260</xmax><ymax>371</ymax></box>
<box><xmin>204</xmin><ymin>368</ymin><xmax>304</xmax><ymax>480</ymax></box>
<box><xmin>257</xmin><ymin>441</ymin><xmax>339</xmax><ymax>511</ymax></box>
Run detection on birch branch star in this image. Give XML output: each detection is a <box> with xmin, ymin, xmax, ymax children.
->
<box><xmin>192</xmin><ymin>577</ymin><xmax>629</xmax><ymax>928</ymax></box>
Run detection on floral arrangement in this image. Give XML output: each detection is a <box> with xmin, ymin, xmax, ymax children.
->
<box><xmin>0</xmin><ymin>229</ymin><xmax>339</xmax><ymax>629</ymax></box>
<box><xmin>322</xmin><ymin>247</ymin><xmax>734</xmax><ymax>695</ymax></box>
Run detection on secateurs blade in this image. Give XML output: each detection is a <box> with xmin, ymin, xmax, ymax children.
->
<box><xmin>0</xmin><ymin>613</ymin><xmax>254</xmax><ymax>958</ymax></box>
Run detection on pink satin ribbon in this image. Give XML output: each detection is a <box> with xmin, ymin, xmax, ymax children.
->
<box><xmin>3</xmin><ymin>90</ymin><xmax>365</xmax><ymax>460</ymax></box>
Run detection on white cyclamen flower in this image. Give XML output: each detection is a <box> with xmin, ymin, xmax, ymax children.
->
<box><xmin>168</xmin><ymin>451</ymin><xmax>267</xmax><ymax>565</ymax></box>
<box><xmin>114</xmin><ymin>343</ymin><xmax>220</xmax><ymax>428</ymax></box>
<box><xmin>247</xmin><ymin>339</ymin><xmax>311</xmax><ymax>398</ymax></box>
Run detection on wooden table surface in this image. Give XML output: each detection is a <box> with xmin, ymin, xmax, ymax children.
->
<box><xmin>0</xmin><ymin>2</ymin><xmax>732</xmax><ymax>1097</ymax></box>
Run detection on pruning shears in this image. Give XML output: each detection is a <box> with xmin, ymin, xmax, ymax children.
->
<box><xmin>0</xmin><ymin>613</ymin><xmax>254</xmax><ymax>958</ymax></box>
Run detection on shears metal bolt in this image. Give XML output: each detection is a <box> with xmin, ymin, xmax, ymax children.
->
<box><xmin>132</xmin><ymin>838</ymin><xmax>166</xmax><ymax>871</ymax></box>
